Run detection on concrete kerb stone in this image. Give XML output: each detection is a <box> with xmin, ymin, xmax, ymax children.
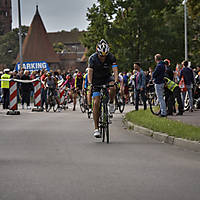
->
<box><xmin>174</xmin><ymin>138</ymin><xmax>200</xmax><ymax>152</ymax></box>
<box><xmin>153</xmin><ymin>132</ymin><xmax>168</xmax><ymax>143</ymax></box>
<box><xmin>134</xmin><ymin>125</ymin><xmax>153</xmax><ymax>137</ymax></box>
<box><xmin>122</xmin><ymin>118</ymin><xmax>200</xmax><ymax>152</ymax></box>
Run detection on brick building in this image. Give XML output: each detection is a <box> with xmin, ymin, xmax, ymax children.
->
<box><xmin>48</xmin><ymin>31</ymin><xmax>87</xmax><ymax>72</ymax></box>
<box><xmin>0</xmin><ymin>0</ymin><xmax>12</xmax><ymax>35</ymax></box>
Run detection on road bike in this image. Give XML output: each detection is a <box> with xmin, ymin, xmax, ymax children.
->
<box><xmin>114</xmin><ymin>86</ymin><xmax>125</xmax><ymax>113</ymax></box>
<box><xmin>184</xmin><ymin>75</ymin><xmax>200</xmax><ymax>111</ymax></box>
<box><xmin>61</xmin><ymin>89</ymin><xmax>70</xmax><ymax>110</ymax></box>
<box><xmin>147</xmin><ymin>83</ymin><xmax>161</xmax><ymax>115</ymax></box>
<box><xmin>45</xmin><ymin>87</ymin><xmax>59</xmax><ymax>112</ymax></box>
<box><xmin>80</xmin><ymin>89</ymin><xmax>92</xmax><ymax>118</ymax></box>
<box><xmin>94</xmin><ymin>84</ymin><xmax>113</xmax><ymax>143</ymax></box>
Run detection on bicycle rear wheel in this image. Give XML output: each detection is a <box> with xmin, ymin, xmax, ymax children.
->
<box><xmin>149</xmin><ymin>94</ymin><xmax>161</xmax><ymax>115</ymax></box>
<box><xmin>184</xmin><ymin>92</ymin><xmax>190</xmax><ymax>111</ymax></box>
<box><xmin>79</xmin><ymin>96</ymin><xmax>86</xmax><ymax>113</ymax></box>
<box><xmin>118</xmin><ymin>96</ymin><xmax>125</xmax><ymax>113</ymax></box>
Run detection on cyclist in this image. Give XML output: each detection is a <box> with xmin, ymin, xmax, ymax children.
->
<box><xmin>62</xmin><ymin>74</ymin><xmax>76</xmax><ymax>110</ymax></box>
<box><xmin>44</xmin><ymin>72</ymin><xmax>60</xmax><ymax>110</ymax></box>
<box><xmin>82</xmin><ymin>68</ymin><xmax>92</xmax><ymax>113</ymax></box>
<box><xmin>123</xmin><ymin>72</ymin><xmax>129</xmax><ymax>104</ymax></box>
<box><xmin>88</xmin><ymin>39</ymin><xmax>118</xmax><ymax>138</ymax></box>
<box><xmin>74</xmin><ymin>72</ymin><xmax>83</xmax><ymax>111</ymax></box>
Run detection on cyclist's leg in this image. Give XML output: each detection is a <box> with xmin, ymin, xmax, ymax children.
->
<box><xmin>109</xmin><ymin>81</ymin><xmax>115</xmax><ymax>103</ymax></box>
<box><xmin>92</xmin><ymin>92</ymin><xmax>101</xmax><ymax>130</ymax></box>
<box><xmin>54</xmin><ymin>90</ymin><xmax>60</xmax><ymax>106</ymax></box>
<box><xmin>73</xmin><ymin>89</ymin><xmax>78</xmax><ymax>111</ymax></box>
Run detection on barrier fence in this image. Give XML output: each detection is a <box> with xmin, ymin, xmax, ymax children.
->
<box><xmin>0</xmin><ymin>78</ymin><xmax>66</xmax><ymax>114</ymax></box>
<box><xmin>0</xmin><ymin>78</ymin><xmax>41</xmax><ymax>114</ymax></box>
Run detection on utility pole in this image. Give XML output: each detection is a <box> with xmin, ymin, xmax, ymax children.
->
<box><xmin>182</xmin><ymin>0</ymin><xmax>188</xmax><ymax>60</ymax></box>
<box><xmin>18</xmin><ymin>0</ymin><xmax>23</xmax><ymax>70</ymax></box>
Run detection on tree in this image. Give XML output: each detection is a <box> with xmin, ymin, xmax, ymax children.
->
<box><xmin>82</xmin><ymin>0</ymin><xmax>198</xmax><ymax>71</ymax></box>
<box><xmin>0</xmin><ymin>26</ymin><xmax>29</xmax><ymax>69</ymax></box>
<box><xmin>53</xmin><ymin>42</ymin><xmax>65</xmax><ymax>53</ymax></box>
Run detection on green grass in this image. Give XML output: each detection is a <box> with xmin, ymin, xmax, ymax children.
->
<box><xmin>126</xmin><ymin>109</ymin><xmax>200</xmax><ymax>141</ymax></box>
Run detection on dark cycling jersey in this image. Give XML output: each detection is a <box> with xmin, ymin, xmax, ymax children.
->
<box><xmin>88</xmin><ymin>52</ymin><xmax>117</xmax><ymax>84</ymax></box>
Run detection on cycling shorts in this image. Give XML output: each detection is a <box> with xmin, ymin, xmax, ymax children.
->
<box><xmin>92</xmin><ymin>76</ymin><xmax>114</xmax><ymax>98</ymax></box>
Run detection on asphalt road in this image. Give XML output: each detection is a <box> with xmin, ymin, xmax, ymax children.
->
<box><xmin>0</xmin><ymin>105</ymin><xmax>200</xmax><ymax>200</ymax></box>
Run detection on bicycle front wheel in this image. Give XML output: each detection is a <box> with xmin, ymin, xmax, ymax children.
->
<box><xmin>103</xmin><ymin>103</ymin><xmax>110</xmax><ymax>143</ymax></box>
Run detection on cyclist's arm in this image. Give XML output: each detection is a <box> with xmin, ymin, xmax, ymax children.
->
<box><xmin>112</xmin><ymin>63</ymin><xmax>118</xmax><ymax>83</ymax></box>
<box><xmin>82</xmin><ymin>78</ymin><xmax>85</xmax><ymax>91</ymax></box>
<box><xmin>88</xmin><ymin>68</ymin><xmax>93</xmax><ymax>84</ymax></box>
<box><xmin>44</xmin><ymin>78</ymin><xmax>47</xmax><ymax>88</ymax></box>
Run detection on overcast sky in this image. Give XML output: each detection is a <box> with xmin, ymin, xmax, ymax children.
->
<box><xmin>12</xmin><ymin>0</ymin><xmax>97</xmax><ymax>32</ymax></box>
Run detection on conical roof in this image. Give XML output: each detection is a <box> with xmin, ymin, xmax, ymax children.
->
<box><xmin>15</xmin><ymin>6</ymin><xmax>60</xmax><ymax>64</ymax></box>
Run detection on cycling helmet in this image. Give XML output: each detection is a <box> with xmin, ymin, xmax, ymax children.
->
<box><xmin>164</xmin><ymin>59</ymin><xmax>171</xmax><ymax>66</ymax></box>
<box><xmin>85</xmin><ymin>68</ymin><xmax>89</xmax><ymax>73</ymax></box>
<box><xmin>96</xmin><ymin>39</ymin><xmax>109</xmax><ymax>56</ymax></box>
<box><xmin>77</xmin><ymin>72</ymin><xmax>82</xmax><ymax>79</ymax></box>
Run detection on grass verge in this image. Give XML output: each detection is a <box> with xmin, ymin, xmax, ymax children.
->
<box><xmin>125</xmin><ymin>109</ymin><xmax>200</xmax><ymax>141</ymax></box>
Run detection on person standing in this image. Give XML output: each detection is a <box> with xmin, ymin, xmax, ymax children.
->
<box><xmin>1</xmin><ymin>69</ymin><xmax>11</xmax><ymax>109</ymax></box>
<box><xmin>180</xmin><ymin>60</ymin><xmax>194</xmax><ymax>112</ymax></box>
<box><xmin>164</xmin><ymin>59</ymin><xmax>175</xmax><ymax>115</ymax></box>
<box><xmin>152</xmin><ymin>54</ymin><xmax>167</xmax><ymax>117</ymax></box>
<box><xmin>134</xmin><ymin>63</ymin><xmax>147</xmax><ymax>111</ymax></box>
<box><xmin>21</xmin><ymin>70</ymin><xmax>33</xmax><ymax>109</ymax></box>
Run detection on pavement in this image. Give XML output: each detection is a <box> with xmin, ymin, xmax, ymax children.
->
<box><xmin>0</xmin><ymin>104</ymin><xmax>200</xmax><ymax>200</ymax></box>
<box><xmin>168</xmin><ymin>109</ymin><xmax>200</xmax><ymax>127</ymax></box>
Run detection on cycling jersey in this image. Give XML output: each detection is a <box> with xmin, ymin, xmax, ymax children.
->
<box><xmin>45</xmin><ymin>77</ymin><xmax>56</xmax><ymax>88</ymax></box>
<box><xmin>88</xmin><ymin>52</ymin><xmax>117</xmax><ymax>85</ymax></box>
<box><xmin>75</xmin><ymin>75</ymin><xmax>83</xmax><ymax>89</ymax></box>
<box><xmin>84</xmin><ymin>73</ymin><xmax>88</xmax><ymax>89</ymax></box>
<box><xmin>63</xmin><ymin>78</ymin><xmax>75</xmax><ymax>89</ymax></box>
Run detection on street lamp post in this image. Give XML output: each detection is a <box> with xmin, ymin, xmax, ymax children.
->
<box><xmin>182</xmin><ymin>0</ymin><xmax>188</xmax><ymax>61</ymax></box>
<box><xmin>18</xmin><ymin>0</ymin><xmax>23</xmax><ymax>70</ymax></box>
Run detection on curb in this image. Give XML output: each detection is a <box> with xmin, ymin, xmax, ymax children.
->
<box><xmin>123</xmin><ymin>118</ymin><xmax>200</xmax><ymax>152</ymax></box>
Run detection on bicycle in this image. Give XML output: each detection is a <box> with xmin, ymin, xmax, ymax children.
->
<box><xmin>45</xmin><ymin>87</ymin><xmax>59</xmax><ymax>112</ymax></box>
<box><xmin>61</xmin><ymin>89</ymin><xmax>70</xmax><ymax>110</ymax></box>
<box><xmin>114</xmin><ymin>86</ymin><xmax>125</xmax><ymax>113</ymax></box>
<box><xmin>94</xmin><ymin>84</ymin><xmax>114</xmax><ymax>143</ymax></box>
<box><xmin>147</xmin><ymin>83</ymin><xmax>160</xmax><ymax>115</ymax></box>
<box><xmin>79</xmin><ymin>89</ymin><xmax>93</xmax><ymax>118</ymax></box>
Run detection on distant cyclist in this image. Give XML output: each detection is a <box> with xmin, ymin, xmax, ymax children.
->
<box><xmin>82</xmin><ymin>68</ymin><xmax>92</xmax><ymax>113</ymax></box>
<box><xmin>44</xmin><ymin>72</ymin><xmax>60</xmax><ymax>110</ymax></box>
<box><xmin>74</xmin><ymin>72</ymin><xmax>83</xmax><ymax>111</ymax></box>
<box><xmin>62</xmin><ymin>74</ymin><xmax>76</xmax><ymax>110</ymax></box>
<box><xmin>88</xmin><ymin>39</ymin><xmax>118</xmax><ymax>138</ymax></box>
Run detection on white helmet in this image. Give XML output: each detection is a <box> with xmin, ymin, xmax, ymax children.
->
<box><xmin>96</xmin><ymin>39</ymin><xmax>109</xmax><ymax>56</ymax></box>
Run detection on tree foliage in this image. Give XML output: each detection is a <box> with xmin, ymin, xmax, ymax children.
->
<box><xmin>0</xmin><ymin>26</ymin><xmax>29</xmax><ymax>69</ymax></box>
<box><xmin>82</xmin><ymin>0</ymin><xmax>199</xmax><ymax>71</ymax></box>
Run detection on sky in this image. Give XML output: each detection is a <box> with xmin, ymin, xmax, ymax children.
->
<box><xmin>12</xmin><ymin>0</ymin><xmax>97</xmax><ymax>32</ymax></box>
